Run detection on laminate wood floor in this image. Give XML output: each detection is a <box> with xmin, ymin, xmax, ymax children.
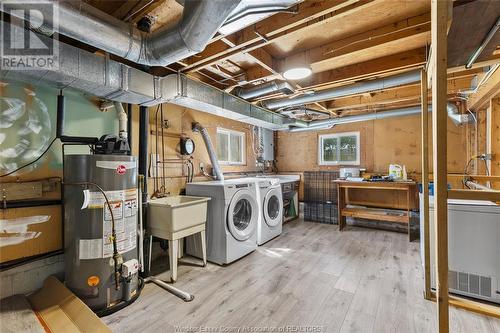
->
<box><xmin>103</xmin><ymin>220</ymin><xmax>500</xmax><ymax>333</ymax></box>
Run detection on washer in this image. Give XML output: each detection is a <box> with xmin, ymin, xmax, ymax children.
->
<box><xmin>186</xmin><ymin>179</ymin><xmax>258</xmax><ymax>265</ymax></box>
<box><xmin>254</xmin><ymin>178</ymin><xmax>283</xmax><ymax>245</ymax></box>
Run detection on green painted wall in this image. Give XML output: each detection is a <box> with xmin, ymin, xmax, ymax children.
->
<box><xmin>0</xmin><ymin>81</ymin><xmax>118</xmax><ymax>177</ymax></box>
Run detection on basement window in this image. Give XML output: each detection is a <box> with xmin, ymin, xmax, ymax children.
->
<box><xmin>216</xmin><ymin>128</ymin><xmax>246</xmax><ymax>165</ymax></box>
<box><xmin>318</xmin><ymin>132</ymin><xmax>360</xmax><ymax>165</ymax></box>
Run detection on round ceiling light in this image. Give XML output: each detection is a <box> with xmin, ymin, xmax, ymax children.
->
<box><xmin>283</xmin><ymin>67</ymin><xmax>312</xmax><ymax>80</ymax></box>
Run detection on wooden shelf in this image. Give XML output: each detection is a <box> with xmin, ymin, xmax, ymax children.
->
<box><xmin>341</xmin><ymin>207</ymin><xmax>410</xmax><ymax>223</ymax></box>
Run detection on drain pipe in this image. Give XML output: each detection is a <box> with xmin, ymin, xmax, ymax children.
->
<box><xmin>192</xmin><ymin>122</ymin><xmax>224</xmax><ymax>181</ymax></box>
<box><xmin>114</xmin><ymin>102</ymin><xmax>128</xmax><ymax>141</ymax></box>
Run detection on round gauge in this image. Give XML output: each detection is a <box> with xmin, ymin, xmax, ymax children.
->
<box><xmin>181</xmin><ymin>138</ymin><xmax>195</xmax><ymax>155</ymax></box>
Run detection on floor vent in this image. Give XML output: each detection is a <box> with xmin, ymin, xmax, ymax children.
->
<box><xmin>449</xmin><ymin>270</ymin><xmax>492</xmax><ymax>297</ymax></box>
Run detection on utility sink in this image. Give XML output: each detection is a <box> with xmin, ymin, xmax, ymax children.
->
<box><xmin>148</xmin><ymin>196</ymin><xmax>211</xmax><ymax>239</ymax></box>
<box><xmin>258</xmin><ymin>174</ymin><xmax>300</xmax><ymax>183</ymax></box>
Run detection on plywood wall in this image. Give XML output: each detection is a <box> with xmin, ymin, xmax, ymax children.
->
<box><xmin>276</xmin><ymin>114</ymin><xmax>468</xmax><ymax>177</ymax></box>
<box><xmin>489</xmin><ymin>98</ymin><xmax>500</xmax><ymax>188</ymax></box>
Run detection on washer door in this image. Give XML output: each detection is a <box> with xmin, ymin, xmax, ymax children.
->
<box><xmin>263</xmin><ymin>187</ymin><xmax>283</xmax><ymax>227</ymax></box>
<box><xmin>227</xmin><ymin>189</ymin><xmax>257</xmax><ymax>241</ymax></box>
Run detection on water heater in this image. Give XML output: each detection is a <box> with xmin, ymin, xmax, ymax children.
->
<box><xmin>64</xmin><ymin>154</ymin><xmax>139</xmax><ymax>314</ymax></box>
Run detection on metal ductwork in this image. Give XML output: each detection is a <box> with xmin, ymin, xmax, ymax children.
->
<box><xmin>263</xmin><ymin>70</ymin><xmax>422</xmax><ymax>110</ymax></box>
<box><xmin>285</xmin><ymin>105</ymin><xmax>428</xmax><ymax>132</ymax></box>
<box><xmin>0</xmin><ymin>25</ymin><xmax>290</xmax><ymax>130</ymax></box>
<box><xmin>192</xmin><ymin>122</ymin><xmax>224</xmax><ymax>181</ymax></box>
<box><xmin>234</xmin><ymin>81</ymin><xmax>295</xmax><ymax>100</ymax></box>
<box><xmin>219</xmin><ymin>0</ymin><xmax>300</xmax><ymax>35</ymax></box>
<box><xmin>284</xmin><ymin>102</ymin><xmax>470</xmax><ymax>132</ymax></box>
<box><xmin>4</xmin><ymin>0</ymin><xmax>242</xmax><ymax>67</ymax></box>
<box><xmin>447</xmin><ymin>103</ymin><xmax>471</xmax><ymax>125</ymax></box>
<box><xmin>279</xmin><ymin>107</ymin><xmax>330</xmax><ymax>119</ymax></box>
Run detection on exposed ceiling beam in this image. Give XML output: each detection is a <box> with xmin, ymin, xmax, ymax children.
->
<box><xmin>447</xmin><ymin>53</ymin><xmax>500</xmax><ymax>73</ymax></box>
<box><xmin>240</xmin><ymin>48</ymin><xmax>427</xmax><ymax>97</ymax></box>
<box><xmin>181</xmin><ymin>0</ymin><xmax>379</xmax><ymax>72</ymax></box>
<box><xmin>467</xmin><ymin>66</ymin><xmax>500</xmax><ymax>111</ymax></box>
<box><xmin>325</xmin><ymin>75</ymin><xmax>474</xmax><ymax>111</ymax></box>
<box><xmin>130</xmin><ymin>0</ymin><xmax>164</xmax><ymax>23</ymax></box>
<box><xmin>293</xmin><ymin>48</ymin><xmax>428</xmax><ymax>92</ymax></box>
<box><xmin>280</xmin><ymin>12</ymin><xmax>430</xmax><ymax>75</ymax></box>
<box><xmin>112</xmin><ymin>1</ymin><xmax>139</xmax><ymax>20</ymax></box>
<box><xmin>112</xmin><ymin>0</ymin><xmax>163</xmax><ymax>22</ymax></box>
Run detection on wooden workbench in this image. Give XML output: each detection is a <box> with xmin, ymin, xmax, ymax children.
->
<box><xmin>334</xmin><ymin>180</ymin><xmax>418</xmax><ymax>241</ymax></box>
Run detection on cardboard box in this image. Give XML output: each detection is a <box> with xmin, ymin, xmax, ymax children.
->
<box><xmin>28</xmin><ymin>276</ymin><xmax>111</xmax><ymax>333</ymax></box>
<box><xmin>0</xmin><ymin>205</ymin><xmax>62</xmax><ymax>263</ymax></box>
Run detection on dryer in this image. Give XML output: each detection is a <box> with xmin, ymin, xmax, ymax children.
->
<box><xmin>186</xmin><ymin>179</ymin><xmax>258</xmax><ymax>265</ymax></box>
<box><xmin>254</xmin><ymin>178</ymin><xmax>283</xmax><ymax>245</ymax></box>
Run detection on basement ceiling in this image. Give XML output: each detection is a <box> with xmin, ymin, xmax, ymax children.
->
<box><xmin>447</xmin><ymin>0</ymin><xmax>500</xmax><ymax>68</ymax></box>
<box><xmin>6</xmin><ymin>0</ymin><xmax>500</xmax><ymax>119</ymax></box>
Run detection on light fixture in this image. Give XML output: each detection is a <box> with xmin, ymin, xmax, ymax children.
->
<box><xmin>283</xmin><ymin>67</ymin><xmax>312</xmax><ymax>80</ymax></box>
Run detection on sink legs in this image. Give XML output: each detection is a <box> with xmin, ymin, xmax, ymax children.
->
<box><xmin>201</xmin><ymin>230</ymin><xmax>207</xmax><ymax>266</ymax></box>
<box><xmin>168</xmin><ymin>239</ymin><xmax>178</xmax><ymax>282</ymax></box>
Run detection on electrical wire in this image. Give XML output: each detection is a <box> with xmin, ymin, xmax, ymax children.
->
<box><xmin>484</xmin><ymin>159</ymin><xmax>490</xmax><ymax>176</ymax></box>
<box><xmin>0</xmin><ymin>137</ymin><xmax>58</xmax><ymax>177</ymax></box>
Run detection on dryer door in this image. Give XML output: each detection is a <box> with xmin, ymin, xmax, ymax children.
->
<box><xmin>263</xmin><ymin>186</ymin><xmax>283</xmax><ymax>227</ymax></box>
<box><xmin>227</xmin><ymin>189</ymin><xmax>257</xmax><ymax>241</ymax></box>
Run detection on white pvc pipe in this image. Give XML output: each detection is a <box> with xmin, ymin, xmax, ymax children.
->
<box><xmin>114</xmin><ymin>102</ymin><xmax>128</xmax><ymax>140</ymax></box>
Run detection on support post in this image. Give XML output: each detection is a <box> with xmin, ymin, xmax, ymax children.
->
<box><xmin>421</xmin><ymin>69</ymin><xmax>432</xmax><ymax>300</ymax></box>
<box><xmin>431</xmin><ymin>0</ymin><xmax>450</xmax><ymax>331</ymax></box>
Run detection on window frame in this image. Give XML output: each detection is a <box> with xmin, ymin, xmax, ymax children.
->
<box><xmin>216</xmin><ymin>128</ymin><xmax>246</xmax><ymax>165</ymax></box>
<box><xmin>318</xmin><ymin>131</ymin><xmax>360</xmax><ymax>166</ymax></box>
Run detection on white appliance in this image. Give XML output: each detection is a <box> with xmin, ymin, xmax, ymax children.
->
<box><xmin>254</xmin><ymin>178</ymin><xmax>283</xmax><ymax>245</ymax></box>
<box><xmin>420</xmin><ymin>194</ymin><xmax>500</xmax><ymax>304</ymax></box>
<box><xmin>340</xmin><ymin>168</ymin><xmax>360</xmax><ymax>178</ymax></box>
<box><xmin>186</xmin><ymin>179</ymin><xmax>258</xmax><ymax>265</ymax></box>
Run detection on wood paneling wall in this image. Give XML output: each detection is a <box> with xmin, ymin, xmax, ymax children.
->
<box><xmin>489</xmin><ymin>98</ymin><xmax>500</xmax><ymax>188</ymax></box>
<box><xmin>276</xmin><ymin>114</ymin><xmax>467</xmax><ymax>176</ymax></box>
<box><xmin>276</xmin><ymin>114</ymin><xmax>469</xmax><ymax>202</ymax></box>
<box><xmin>130</xmin><ymin>103</ymin><xmax>262</xmax><ymax>196</ymax></box>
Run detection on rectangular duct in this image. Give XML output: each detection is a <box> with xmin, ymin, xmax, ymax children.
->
<box><xmin>0</xmin><ymin>25</ymin><xmax>288</xmax><ymax>130</ymax></box>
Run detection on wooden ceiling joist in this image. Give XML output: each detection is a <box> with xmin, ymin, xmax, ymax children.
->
<box><xmin>291</xmin><ymin>48</ymin><xmax>428</xmax><ymax>91</ymax></box>
<box><xmin>180</xmin><ymin>0</ymin><xmax>379</xmax><ymax>72</ymax></box>
<box><xmin>467</xmin><ymin>66</ymin><xmax>500</xmax><ymax>111</ymax></box>
<box><xmin>281</xmin><ymin>12</ymin><xmax>431</xmax><ymax>74</ymax></box>
<box><xmin>325</xmin><ymin>75</ymin><xmax>474</xmax><ymax>111</ymax></box>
